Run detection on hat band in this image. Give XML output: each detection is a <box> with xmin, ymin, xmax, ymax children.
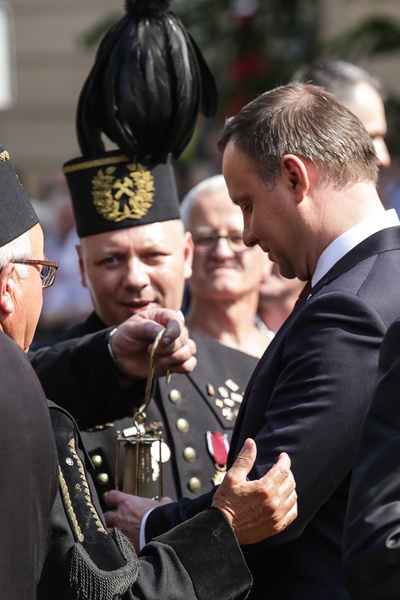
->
<box><xmin>63</xmin><ymin>154</ymin><xmax>129</xmax><ymax>174</ymax></box>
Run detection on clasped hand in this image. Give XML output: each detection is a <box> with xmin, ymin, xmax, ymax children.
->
<box><xmin>109</xmin><ymin>308</ymin><xmax>197</xmax><ymax>378</ymax></box>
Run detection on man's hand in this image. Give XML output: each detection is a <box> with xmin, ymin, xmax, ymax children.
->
<box><xmin>105</xmin><ymin>438</ymin><xmax>296</xmax><ymax>550</ymax></box>
<box><xmin>212</xmin><ymin>438</ymin><xmax>297</xmax><ymax>545</ymax></box>
<box><xmin>104</xmin><ymin>492</ymin><xmax>173</xmax><ymax>549</ymax></box>
<box><xmin>110</xmin><ymin>308</ymin><xmax>197</xmax><ymax>378</ymax></box>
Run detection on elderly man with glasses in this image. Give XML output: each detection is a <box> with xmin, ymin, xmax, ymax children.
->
<box><xmin>181</xmin><ymin>174</ymin><xmax>272</xmax><ymax>357</ymax></box>
<box><xmin>0</xmin><ymin>147</ymin><xmax>58</xmax><ymax>600</ymax></box>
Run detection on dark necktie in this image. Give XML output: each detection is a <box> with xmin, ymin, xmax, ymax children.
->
<box><xmin>295</xmin><ymin>280</ymin><xmax>312</xmax><ymax>306</ymax></box>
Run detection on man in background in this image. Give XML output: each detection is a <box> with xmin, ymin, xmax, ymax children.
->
<box><xmin>181</xmin><ymin>174</ymin><xmax>271</xmax><ymax>357</ymax></box>
<box><xmin>293</xmin><ymin>59</ymin><xmax>391</xmax><ymax>169</ymax></box>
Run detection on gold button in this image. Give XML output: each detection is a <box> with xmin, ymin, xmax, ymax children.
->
<box><xmin>188</xmin><ymin>477</ymin><xmax>201</xmax><ymax>493</ymax></box>
<box><xmin>169</xmin><ymin>389</ymin><xmax>182</xmax><ymax>404</ymax></box>
<box><xmin>183</xmin><ymin>447</ymin><xmax>196</xmax><ymax>463</ymax></box>
<box><xmin>176</xmin><ymin>418</ymin><xmax>189</xmax><ymax>433</ymax></box>
<box><xmin>91</xmin><ymin>454</ymin><xmax>103</xmax><ymax>468</ymax></box>
<box><xmin>97</xmin><ymin>473</ymin><xmax>109</xmax><ymax>485</ymax></box>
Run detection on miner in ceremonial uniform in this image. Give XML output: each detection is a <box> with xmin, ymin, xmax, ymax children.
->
<box><xmin>0</xmin><ymin>144</ymin><xmax>297</xmax><ymax>599</ymax></box>
<box><xmin>34</xmin><ymin>0</ymin><xmax>260</xmax><ymax>507</ymax></box>
<box><xmin>0</xmin><ymin>147</ymin><xmax>57</xmax><ymax>599</ymax></box>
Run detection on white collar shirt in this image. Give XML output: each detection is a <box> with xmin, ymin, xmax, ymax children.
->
<box><xmin>312</xmin><ymin>209</ymin><xmax>400</xmax><ymax>287</ymax></box>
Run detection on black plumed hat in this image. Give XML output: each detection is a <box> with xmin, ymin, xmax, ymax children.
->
<box><xmin>0</xmin><ymin>147</ymin><xmax>38</xmax><ymax>248</ymax></box>
<box><xmin>63</xmin><ymin>0</ymin><xmax>218</xmax><ymax>238</ymax></box>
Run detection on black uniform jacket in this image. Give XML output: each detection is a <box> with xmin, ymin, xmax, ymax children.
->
<box><xmin>30</xmin><ymin>313</ymin><xmax>258</xmax><ymax>505</ymax></box>
<box><xmin>344</xmin><ymin>316</ymin><xmax>400</xmax><ymax>599</ymax></box>
<box><xmin>39</xmin><ymin>402</ymin><xmax>252</xmax><ymax>600</ymax></box>
<box><xmin>0</xmin><ymin>331</ymin><xmax>57</xmax><ymax>600</ymax></box>
<box><xmin>143</xmin><ymin>226</ymin><xmax>400</xmax><ymax>599</ymax></box>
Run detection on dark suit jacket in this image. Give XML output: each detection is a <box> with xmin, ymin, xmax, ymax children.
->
<box><xmin>344</xmin><ymin>317</ymin><xmax>400</xmax><ymax>599</ymax></box>
<box><xmin>30</xmin><ymin>313</ymin><xmax>258</xmax><ymax>504</ymax></box>
<box><xmin>145</xmin><ymin>226</ymin><xmax>400</xmax><ymax>599</ymax></box>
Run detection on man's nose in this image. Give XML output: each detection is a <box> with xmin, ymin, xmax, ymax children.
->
<box><xmin>123</xmin><ymin>258</ymin><xmax>150</xmax><ymax>287</ymax></box>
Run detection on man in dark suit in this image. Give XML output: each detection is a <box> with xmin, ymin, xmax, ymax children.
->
<box><xmin>105</xmin><ymin>82</ymin><xmax>400</xmax><ymax>599</ymax></box>
<box><xmin>343</xmin><ymin>317</ymin><xmax>400</xmax><ymax>599</ymax></box>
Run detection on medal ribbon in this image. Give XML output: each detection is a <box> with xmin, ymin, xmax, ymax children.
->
<box><xmin>206</xmin><ymin>431</ymin><xmax>229</xmax><ymax>466</ymax></box>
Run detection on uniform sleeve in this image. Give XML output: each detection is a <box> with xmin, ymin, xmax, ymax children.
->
<box><xmin>29</xmin><ymin>330</ymin><xmax>146</xmax><ymax>428</ymax></box>
<box><xmin>145</xmin><ymin>489</ymin><xmax>216</xmax><ymax>542</ymax></box>
<box><xmin>344</xmin><ymin>317</ymin><xmax>400</xmax><ymax>599</ymax></box>
<box><xmin>136</xmin><ymin>508</ymin><xmax>252</xmax><ymax>600</ymax></box>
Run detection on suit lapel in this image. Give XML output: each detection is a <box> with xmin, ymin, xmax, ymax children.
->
<box><xmin>312</xmin><ymin>226</ymin><xmax>400</xmax><ymax>295</ymax></box>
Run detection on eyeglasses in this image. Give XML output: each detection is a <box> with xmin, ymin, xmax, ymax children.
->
<box><xmin>11</xmin><ymin>259</ymin><xmax>59</xmax><ymax>289</ymax></box>
<box><xmin>192</xmin><ymin>231</ymin><xmax>249</xmax><ymax>254</ymax></box>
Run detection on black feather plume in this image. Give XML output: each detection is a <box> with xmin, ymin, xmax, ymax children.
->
<box><xmin>76</xmin><ymin>0</ymin><xmax>218</xmax><ymax>160</ymax></box>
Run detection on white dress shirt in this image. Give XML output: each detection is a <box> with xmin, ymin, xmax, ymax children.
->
<box><xmin>312</xmin><ymin>209</ymin><xmax>400</xmax><ymax>286</ymax></box>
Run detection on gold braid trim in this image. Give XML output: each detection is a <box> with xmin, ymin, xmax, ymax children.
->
<box><xmin>58</xmin><ymin>464</ymin><xmax>84</xmax><ymax>542</ymax></box>
<box><xmin>63</xmin><ymin>154</ymin><xmax>129</xmax><ymax>173</ymax></box>
<box><xmin>0</xmin><ymin>150</ymin><xmax>10</xmax><ymax>162</ymax></box>
<box><xmin>68</xmin><ymin>438</ymin><xmax>106</xmax><ymax>533</ymax></box>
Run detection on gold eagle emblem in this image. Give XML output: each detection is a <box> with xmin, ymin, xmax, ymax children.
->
<box><xmin>91</xmin><ymin>163</ymin><xmax>154</xmax><ymax>222</ymax></box>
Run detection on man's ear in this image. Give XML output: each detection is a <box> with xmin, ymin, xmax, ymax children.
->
<box><xmin>0</xmin><ymin>264</ymin><xmax>17</xmax><ymax>315</ymax></box>
<box><xmin>76</xmin><ymin>244</ymin><xmax>88</xmax><ymax>288</ymax></box>
<box><xmin>183</xmin><ymin>232</ymin><xmax>194</xmax><ymax>281</ymax></box>
<box><xmin>280</xmin><ymin>155</ymin><xmax>310</xmax><ymax>202</ymax></box>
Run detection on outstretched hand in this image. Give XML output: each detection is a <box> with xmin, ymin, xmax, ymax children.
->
<box><xmin>212</xmin><ymin>438</ymin><xmax>297</xmax><ymax>545</ymax></box>
<box><xmin>109</xmin><ymin>308</ymin><xmax>197</xmax><ymax>378</ymax></box>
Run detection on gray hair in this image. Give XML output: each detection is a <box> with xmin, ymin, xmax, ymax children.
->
<box><xmin>180</xmin><ymin>174</ymin><xmax>227</xmax><ymax>229</ymax></box>
<box><xmin>0</xmin><ymin>232</ymin><xmax>31</xmax><ymax>278</ymax></box>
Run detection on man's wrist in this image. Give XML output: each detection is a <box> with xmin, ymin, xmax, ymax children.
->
<box><xmin>107</xmin><ymin>327</ymin><xmax>139</xmax><ymax>381</ymax></box>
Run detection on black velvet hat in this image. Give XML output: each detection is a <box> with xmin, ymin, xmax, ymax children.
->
<box><xmin>63</xmin><ymin>0</ymin><xmax>218</xmax><ymax>238</ymax></box>
<box><xmin>63</xmin><ymin>152</ymin><xmax>180</xmax><ymax>238</ymax></box>
<box><xmin>0</xmin><ymin>147</ymin><xmax>38</xmax><ymax>248</ymax></box>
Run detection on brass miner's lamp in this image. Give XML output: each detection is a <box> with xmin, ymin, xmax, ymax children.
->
<box><xmin>115</xmin><ymin>328</ymin><xmax>168</xmax><ymax>499</ymax></box>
